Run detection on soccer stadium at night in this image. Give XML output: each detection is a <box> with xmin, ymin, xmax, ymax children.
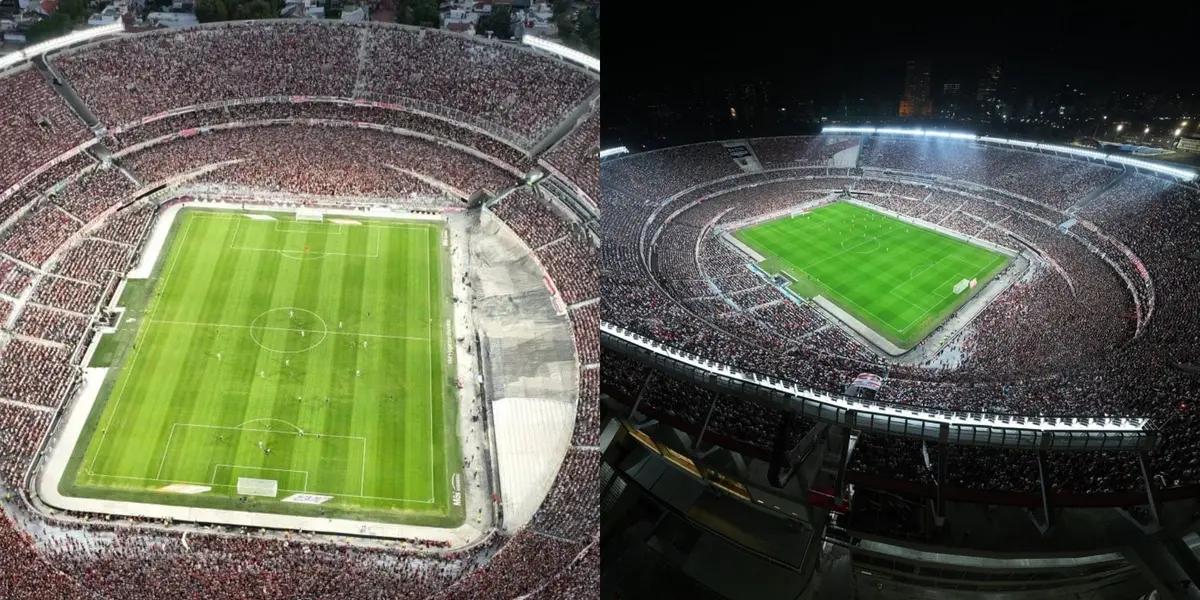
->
<box><xmin>0</xmin><ymin>19</ymin><xmax>597</xmax><ymax>599</ymax></box>
<box><xmin>599</xmin><ymin>130</ymin><xmax>1200</xmax><ymax>599</ymax></box>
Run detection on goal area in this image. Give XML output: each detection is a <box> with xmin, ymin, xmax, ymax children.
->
<box><xmin>237</xmin><ymin>477</ymin><xmax>278</xmax><ymax>497</ymax></box>
<box><xmin>296</xmin><ymin>207</ymin><xmax>324</xmax><ymax>222</ymax></box>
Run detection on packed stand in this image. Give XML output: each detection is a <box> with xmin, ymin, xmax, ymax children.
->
<box><xmin>13</xmin><ymin>304</ymin><xmax>90</xmax><ymax>346</ymax></box>
<box><xmin>106</xmin><ymin>100</ymin><xmax>534</xmax><ymax>172</ymax></box>
<box><xmin>602</xmin><ymin>134</ymin><xmax>1200</xmax><ymax>496</ymax></box>
<box><xmin>360</xmin><ymin>26</ymin><xmax>597</xmax><ymax>142</ymax></box>
<box><xmin>528</xmin><ymin>448</ymin><xmax>600</xmax><ymax>542</ymax></box>
<box><xmin>121</xmin><ymin>124</ymin><xmax>512</xmax><ymax>199</ymax></box>
<box><xmin>573</xmin><ymin>367</ymin><xmax>600</xmax><ymax>447</ymax></box>
<box><xmin>0</xmin><ymin>204</ymin><xmax>80</xmax><ymax>266</ymax></box>
<box><xmin>542</xmin><ymin>106</ymin><xmax>600</xmax><ymax>202</ymax></box>
<box><xmin>536</xmin><ymin>232</ymin><xmax>598</xmax><ymax>305</ymax></box>
<box><xmin>0</xmin><ymin>405</ymin><xmax>50</xmax><ymax>488</ymax></box>
<box><xmin>570</xmin><ymin>302</ymin><xmax>600</xmax><ymax>365</ymax></box>
<box><xmin>0</xmin><ymin>67</ymin><xmax>91</xmax><ymax>194</ymax></box>
<box><xmin>51</xmin><ymin>22</ymin><xmax>361</xmax><ymax>127</ymax></box>
<box><xmin>49</xmin><ymin>165</ymin><xmax>138</xmax><ymax>222</ymax></box>
<box><xmin>490</xmin><ymin>187</ymin><xmax>572</xmax><ymax>249</ymax></box>
<box><xmin>0</xmin><ymin>340</ymin><xmax>75</xmax><ymax>407</ymax></box>
<box><xmin>30</xmin><ymin>276</ymin><xmax>104</xmax><ymax>315</ymax></box>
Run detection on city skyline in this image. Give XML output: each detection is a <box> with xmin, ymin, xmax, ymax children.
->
<box><xmin>604</xmin><ymin>5</ymin><xmax>1200</xmax><ymax>150</ymax></box>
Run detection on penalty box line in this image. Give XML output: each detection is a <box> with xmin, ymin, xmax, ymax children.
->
<box><xmin>86</xmin><ymin>471</ymin><xmax>437</xmax><ymax>504</ymax></box>
<box><xmin>211</xmin><ymin>464</ymin><xmax>310</xmax><ymax>491</ymax></box>
<box><xmin>149</xmin><ymin>422</ymin><xmax>433</xmax><ymax>503</ymax></box>
<box><xmin>146</xmin><ymin>318</ymin><xmax>432</xmax><ymax>342</ymax></box>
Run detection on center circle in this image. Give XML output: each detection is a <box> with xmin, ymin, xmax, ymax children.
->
<box><xmin>249</xmin><ymin>307</ymin><xmax>329</xmax><ymax>353</ymax></box>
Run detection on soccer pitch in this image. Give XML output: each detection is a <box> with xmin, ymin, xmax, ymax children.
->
<box><xmin>61</xmin><ymin>209</ymin><xmax>463</xmax><ymax>527</ymax></box>
<box><xmin>734</xmin><ymin>201</ymin><xmax>1011</xmax><ymax>350</ymax></box>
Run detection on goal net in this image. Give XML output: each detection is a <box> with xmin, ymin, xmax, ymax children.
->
<box><xmin>296</xmin><ymin>208</ymin><xmax>323</xmax><ymax>222</ymax></box>
<box><xmin>953</xmin><ymin>279</ymin><xmax>970</xmax><ymax>295</ymax></box>
<box><xmin>237</xmin><ymin>477</ymin><xmax>278</xmax><ymax>497</ymax></box>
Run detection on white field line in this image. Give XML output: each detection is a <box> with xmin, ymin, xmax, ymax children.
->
<box><xmin>762</xmin><ymin>206</ymin><xmax>1012</xmax><ymax>337</ymax></box>
<box><xmin>89</xmin><ymin>214</ymin><xmax>198</xmax><ymax>473</ymax></box>
<box><xmin>192</xmin><ymin>211</ymin><xmax>435</xmax><ymax>232</ymax></box>
<box><xmin>272</xmin><ymin>220</ymin><xmax>346</xmax><ymax>235</ymax></box>
<box><xmin>146</xmin><ymin>319</ymin><xmax>431</xmax><ymax>342</ymax></box>
<box><xmin>793</xmin><ymin>218</ymin><xmax>910</xmax><ymax>274</ymax></box>
<box><xmin>90</xmin><ymin>212</ymin><xmax>444</xmax><ymax>506</ymax></box>
<box><xmin>230</xmin><ymin>215</ymin><xmax>383</xmax><ymax>259</ymax></box>
<box><xmin>155</xmin><ymin>423</ymin><xmax>179</xmax><ymax>479</ymax></box>
<box><xmin>892</xmin><ymin>254</ymin><xmax>1011</xmax><ymax>334</ymax></box>
<box><xmin>427</xmin><ymin>226</ymin><xmax>438</xmax><ymax>504</ymax></box>
<box><xmin>135</xmin><ymin>423</ymin><xmax>425</xmax><ymax>502</ymax></box>
<box><xmin>87</xmin><ymin>471</ymin><xmax>435</xmax><ymax>504</ymax></box>
<box><xmin>172</xmin><ymin>422</ymin><xmax>367</xmax><ymax>442</ymax></box>
<box><xmin>211</xmin><ymin>464</ymin><xmax>309</xmax><ymax>491</ymax></box>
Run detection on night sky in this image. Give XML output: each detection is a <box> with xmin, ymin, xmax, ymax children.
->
<box><xmin>602</xmin><ymin>5</ymin><xmax>1199</xmax><ymax>149</ymax></box>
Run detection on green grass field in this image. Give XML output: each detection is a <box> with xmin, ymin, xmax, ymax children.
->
<box><xmin>734</xmin><ymin>201</ymin><xmax>1011</xmax><ymax>349</ymax></box>
<box><xmin>62</xmin><ymin>209</ymin><xmax>463</xmax><ymax>527</ymax></box>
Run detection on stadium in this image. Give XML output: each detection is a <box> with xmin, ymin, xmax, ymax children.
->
<box><xmin>599</xmin><ymin>130</ymin><xmax>1200</xmax><ymax>598</ymax></box>
<box><xmin>0</xmin><ymin>19</ymin><xmax>597</xmax><ymax>599</ymax></box>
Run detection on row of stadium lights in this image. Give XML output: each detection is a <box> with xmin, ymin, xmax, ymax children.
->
<box><xmin>1107</xmin><ymin>115</ymin><xmax>1192</xmax><ymax>137</ymax></box>
<box><xmin>822</xmin><ymin>126</ymin><xmax>1198</xmax><ymax>181</ymax></box>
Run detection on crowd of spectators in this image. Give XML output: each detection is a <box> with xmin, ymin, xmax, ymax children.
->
<box><xmin>360</xmin><ymin>24</ymin><xmax>596</xmax><ymax>141</ymax></box>
<box><xmin>438</xmin><ymin>530</ymin><xmax>588</xmax><ymax>600</ymax></box>
<box><xmin>120</xmin><ymin>124</ymin><xmax>511</xmax><ymax>200</ymax></box>
<box><xmin>0</xmin><ymin>67</ymin><xmax>91</xmax><ymax>194</ymax></box>
<box><xmin>49</xmin><ymin>165</ymin><xmax>138</xmax><ymax>223</ymax></box>
<box><xmin>528</xmin><ymin>448</ymin><xmax>600</xmax><ymax>542</ymax></box>
<box><xmin>537</xmin><ymin>232</ymin><xmax>598</xmax><ymax>305</ymax></box>
<box><xmin>543</xmin><ymin>106</ymin><xmax>600</xmax><ymax>203</ymax></box>
<box><xmin>0</xmin><ymin>205</ymin><xmax>81</xmax><ymax>266</ymax></box>
<box><xmin>0</xmin><ymin>405</ymin><xmax>49</xmax><ymax>489</ymax></box>
<box><xmin>574</xmin><ymin>367</ymin><xmax>600</xmax><ymax>447</ymax></box>
<box><xmin>0</xmin><ymin>19</ymin><xmax>599</xmax><ymax>595</ymax></box>
<box><xmin>490</xmin><ymin>188</ymin><xmax>572</xmax><ymax>249</ymax></box>
<box><xmin>0</xmin><ymin>257</ymin><xmax>36</xmax><ymax>297</ymax></box>
<box><xmin>30</xmin><ymin>276</ymin><xmax>104</xmax><ymax>316</ymax></box>
<box><xmin>51</xmin><ymin>239</ymin><xmax>134</xmax><ymax>285</ymax></box>
<box><xmin>108</xmin><ymin>100</ymin><xmax>535</xmax><ymax>174</ymax></box>
<box><xmin>602</xmin><ymin>134</ymin><xmax>1200</xmax><ymax>499</ymax></box>
<box><xmin>52</xmin><ymin>21</ymin><xmax>596</xmax><ymax>145</ymax></box>
<box><xmin>52</xmin><ymin>22</ymin><xmax>360</xmax><ymax>128</ymax></box>
<box><xmin>570</xmin><ymin>302</ymin><xmax>600</xmax><ymax>366</ymax></box>
<box><xmin>14</xmin><ymin>304</ymin><xmax>90</xmax><ymax>346</ymax></box>
<box><xmin>0</xmin><ymin>340</ymin><xmax>74</xmax><ymax>407</ymax></box>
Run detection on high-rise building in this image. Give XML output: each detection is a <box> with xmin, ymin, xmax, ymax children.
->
<box><xmin>976</xmin><ymin>61</ymin><xmax>1001</xmax><ymax>114</ymax></box>
<box><xmin>898</xmin><ymin>59</ymin><xmax>932</xmax><ymax>117</ymax></box>
<box><xmin>939</xmin><ymin>82</ymin><xmax>962</xmax><ymax>118</ymax></box>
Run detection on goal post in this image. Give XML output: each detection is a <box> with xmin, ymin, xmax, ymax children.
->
<box><xmin>237</xmin><ymin>477</ymin><xmax>278</xmax><ymax>497</ymax></box>
<box><xmin>296</xmin><ymin>207</ymin><xmax>323</xmax><ymax>222</ymax></box>
<box><xmin>953</xmin><ymin>278</ymin><xmax>970</xmax><ymax>295</ymax></box>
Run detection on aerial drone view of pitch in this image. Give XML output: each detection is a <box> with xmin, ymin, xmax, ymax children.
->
<box><xmin>60</xmin><ymin>209</ymin><xmax>463</xmax><ymax>527</ymax></box>
<box><xmin>734</xmin><ymin>201</ymin><xmax>1011</xmax><ymax>350</ymax></box>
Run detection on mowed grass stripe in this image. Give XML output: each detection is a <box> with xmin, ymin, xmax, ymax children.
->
<box><xmin>735</xmin><ymin>201</ymin><xmax>1012</xmax><ymax>348</ymax></box>
<box><xmin>66</xmin><ymin>210</ymin><xmax>460</xmax><ymax>526</ymax></box>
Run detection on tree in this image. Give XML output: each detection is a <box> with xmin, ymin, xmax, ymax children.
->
<box><xmin>323</xmin><ymin>0</ymin><xmax>341</xmax><ymax>19</ymax></box>
<box><xmin>195</xmin><ymin>0</ymin><xmax>229</xmax><ymax>22</ymax></box>
<box><xmin>24</xmin><ymin>14</ymin><xmax>72</xmax><ymax>44</ymax></box>
<box><xmin>232</xmin><ymin>0</ymin><xmax>273</xmax><ymax>20</ymax></box>
<box><xmin>194</xmin><ymin>0</ymin><xmax>280</xmax><ymax>22</ymax></box>
<box><xmin>574</xmin><ymin>7</ymin><xmax>598</xmax><ymax>54</ymax></box>
<box><xmin>396</xmin><ymin>0</ymin><xmax>437</xmax><ymax>27</ymax></box>
<box><xmin>475</xmin><ymin>5</ymin><xmax>513</xmax><ymax>40</ymax></box>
